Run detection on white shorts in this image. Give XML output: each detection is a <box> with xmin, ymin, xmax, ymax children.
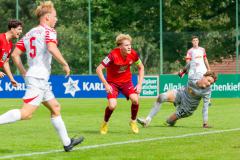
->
<box><xmin>23</xmin><ymin>76</ymin><xmax>55</xmax><ymax>106</ymax></box>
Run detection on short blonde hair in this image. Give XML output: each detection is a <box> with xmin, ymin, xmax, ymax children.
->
<box><xmin>35</xmin><ymin>1</ymin><xmax>55</xmax><ymax>19</ymax></box>
<box><xmin>115</xmin><ymin>34</ymin><xmax>132</xmax><ymax>46</ymax></box>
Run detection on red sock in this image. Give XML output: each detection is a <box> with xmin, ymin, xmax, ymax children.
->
<box><xmin>131</xmin><ymin>104</ymin><xmax>139</xmax><ymax>120</ymax></box>
<box><xmin>104</xmin><ymin>106</ymin><xmax>113</xmax><ymax>122</ymax></box>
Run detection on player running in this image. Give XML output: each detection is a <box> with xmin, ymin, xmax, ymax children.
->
<box><xmin>137</xmin><ymin>70</ymin><xmax>217</xmax><ymax>128</ymax></box>
<box><xmin>96</xmin><ymin>33</ymin><xmax>144</xmax><ymax>134</ymax></box>
<box><xmin>0</xmin><ymin>1</ymin><xmax>83</xmax><ymax>152</ymax></box>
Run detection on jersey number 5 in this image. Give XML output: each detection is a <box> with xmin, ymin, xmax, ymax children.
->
<box><xmin>30</xmin><ymin>37</ymin><xmax>36</xmax><ymax>58</ymax></box>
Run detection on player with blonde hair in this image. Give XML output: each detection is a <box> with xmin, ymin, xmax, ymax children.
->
<box><xmin>115</xmin><ymin>34</ymin><xmax>132</xmax><ymax>46</ymax></box>
<box><xmin>0</xmin><ymin>1</ymin><xmax>83</xmax><ymax>152</ymax></box>
<box><xmin>96</xmin><ymin>33</ymin><xmax>144</xmax><ymax>134</ymax></box>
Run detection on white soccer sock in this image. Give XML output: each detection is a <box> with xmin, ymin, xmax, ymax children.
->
<box><xmin>0</xmin><ymin>109</ymin><xmax>21</xmax><ymax>124</ymax></box>
<box><xmin>51</xmin><ymin>116</ymin><xmax>71</xmax><ymax>146</ymax></box>
<box><xmin>146</xmin><ymin>116</ymin><xmax>152</xmax><ymax>122</ymax></box>
<box><xmin>202</xmin><ymin>104</ymin><xmax>209</xmax><ymax>124</ymax></box>
<box><xmin>147</xmin><ymin>102</ymin><xmax>162</xmax><ymax>120</ymax></box>
<box><xmin>202</xmin><ymin>96</ymin><xmax>210</xmax><ymax>124</ymax></box>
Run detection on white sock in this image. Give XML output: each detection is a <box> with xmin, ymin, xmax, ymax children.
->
<box><xmin>202</xmin><ymin>97</ymin><xmax>209</xmax><ymax>124</ymax></box>
<box><xmin>202</xmin><ymin>104</ymin><xmax>208</xmax><ymax>124</ymax></box>
<box><xmin>0</xmin><ymin>109</ymin><xmax>21</xmax><ymax>124</ymax></box>
<box><xmin>51</xmin><ymin>116</ymin><xmax>71</xmax><ymax>146</ymax></box>
<box><xmin>146</xmin><ymin>116</ymin><xmax>152</xmax><ymax>122</ymax></box>
<box><xmin>147</xmin><ymin>102</ymin><xmax>162</xmax><ymax>120</ymax></box>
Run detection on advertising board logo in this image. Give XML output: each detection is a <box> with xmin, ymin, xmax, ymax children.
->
<box><xmin>63</xmin><ymin>77</ymin><xmax>80</xmax><ymax>97</ymax></box>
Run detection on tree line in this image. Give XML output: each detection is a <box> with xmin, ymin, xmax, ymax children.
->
<box><xmin>0</xmin><ymin>0</ymin><xmax>238</xmax><ymax>74</ymax></box>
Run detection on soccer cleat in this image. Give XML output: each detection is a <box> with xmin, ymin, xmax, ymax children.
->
<box><xmin>208</xmin><ymin>102</ymin><xmax>212</xmax><ymax>107</ymax></box>
<box><xmin>100</xmin><ymin>121</ymin><xmax>108</xmax><ymax>135</ymax></box>
<box><xmin>64</xmin><ymin>136</ymin><xmax>84</xmax><ymax>152</ymax></box>
<box><xmin>178</xmin><ymin>69</ymin><xmax>186</xmax><ymax>78</ymax></box>
<box><xmin>203</xmin><ymin>123</ymin><xmax>212</xmax><ymax>128</ymax></box>
<box><xmin>130</xmin><ymin>121</ymin><xmax>139</xmax><ymax>134</ymax></box>
<box><xmin>137</xmin><ymin>118</ymin><xmax>150</xmax><ymax>128</ymax></box>
<box><xmin>208</xmin><ymin>99</ymin><xmax>212</xmax><ymax>107</ymax></box>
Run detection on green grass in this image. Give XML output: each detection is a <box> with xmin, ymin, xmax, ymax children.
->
<box><xmin>0</xmin><ymin>98</ymin><xmax>239</xmax><ymax>160</ymax></box>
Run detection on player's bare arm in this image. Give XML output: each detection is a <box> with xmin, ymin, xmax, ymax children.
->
<box><xmin>135</xmin><ymin>62</ymin><xmax>144</xmax><ymax>94</ymax></box>
<box><xmin>204</xmin><ymin>57</ymin><xmax>211</xmax><ymax>71</ymax></box>
<box><xmin>3</xmin><ymin>58</ymin><xmax>18</xmax><ymax>87</ymax></box>
<box><xmin>96</xmin><ymin>64</ymin><xmax>112</xmax><ymax>93</ymax></box>
<box><xmin>47</xmin><ymin>42</ymin><xmax>70</xmax><ymax>76</ymax></box>
<box><xmin>186</xmin><ymin>59</ymin><xmax>190</xmax><ymax>64</ymax></box>
<box><xmin>11</xmin><ymin>47</ymin><xmax>27</xmax><ymax>76</ymax></box>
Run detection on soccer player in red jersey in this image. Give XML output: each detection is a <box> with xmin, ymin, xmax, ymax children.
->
<box><xmin>96</xmin><ymin>33</ymin><xmax>144</xmax><ymax>134</ymax></box>
<box><xmin>0</xmin><ymin>19</ymin><xmax>23</xmax><ymax>86</ymax></box>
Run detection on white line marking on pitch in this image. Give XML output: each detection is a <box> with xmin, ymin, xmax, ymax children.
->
<box><xmin>0</xmin><ymin>128</ymin><xmax>239</xmax><ymax>159</ymax></box>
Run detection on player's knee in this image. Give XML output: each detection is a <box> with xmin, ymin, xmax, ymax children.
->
<box><xmin>51</xmin><ymin>103</ymin><xmax>61</xmax><ymax>116</ymax></box>
<box><xmin>132</xmin><ymin>99</ymin><xmax>138</xmax><ymax>105</ymax></box>
<box><xmin>108</xmin><ymin>99</ymin><xmax>117</xmax><ymax>110</ymax></box>
<box><xmin>21</xmin><ymin>112</ymin><xmax>33</xmax><ymax>120</ymax></box>
<box><xmin>157</xmin><ymin>93</ymin><xmax>167</xmax><ymax>103</ymax></box>
<box><xmin>108</xmin><ymin>105</ymin><xmax>116</xmax><ymax>110</ymax></box>
<box><xmin>20</xmin><ymin>109</ymin><xmax>32</xmax><ymax>120</ymax></box>
<box><xmin>130</xmin><ymin>96</ymin><xmax>139</xmax><ymax>105</ymax></box>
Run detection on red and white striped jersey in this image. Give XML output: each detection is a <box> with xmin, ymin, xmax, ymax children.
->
<box><xmin>16</xmin><ymin>24</ymin><xmax>57</xmax><ymax>81</ymax></box>
<box><xmin>186</xmin><ymin>47</ymin><xmax>207</xmax><ymax>76</ymax></box>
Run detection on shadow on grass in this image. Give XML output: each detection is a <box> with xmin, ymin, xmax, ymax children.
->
<box><xmin>81</xmin><ymin>129</ymin><xmax>133</xmax><ymax>135</ymax></box>
<box><xmin>0</xmin><ymin>149</ymin><xmax>14</xmax><ymax>153</ymax></box>
<box><xmin>232</xmin><ymin>145</ymin><xmax>240</xmax><ymax>149</ymax></box>
<box><xmin>141</xmin><ymin>124</ymin><xmax>213</xmax><ymax>129</ymax></box>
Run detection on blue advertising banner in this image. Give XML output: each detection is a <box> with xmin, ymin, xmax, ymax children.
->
<box><xmin>1</xmin><ymin>74</ymin><xmax>238</xmax><ymax>98</ymax></box>
<box><xmin>0</xmin><ymin>75</ymin><xmax>138</xmax><ymax>98</ymax></box>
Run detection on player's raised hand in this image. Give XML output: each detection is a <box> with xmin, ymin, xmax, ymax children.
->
<box><xmin>0</xmin><ymin>72</ymin><xmax>6</xmax><ymax>78</ymax></box>
<box><xmin>63</xmin><ymin>65</ymin><xmax>70</xmax><ymax>77</ymax></box>
<box><xmin>134</xmin><ymin>83</ymin><xmax>142</xmax><ymax>94</ymax></box>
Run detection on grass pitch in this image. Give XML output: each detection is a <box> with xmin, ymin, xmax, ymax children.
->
<box><xmin>0</xmin><ymin>98</ymin><xmax>239</xmax><ymax>160</ymax></box>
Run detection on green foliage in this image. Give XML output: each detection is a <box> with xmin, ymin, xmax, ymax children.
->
<box><xmin>0</xmin><ymin>0</ymin><xmax>238</xmax><ymax>74</ymax></box>
<box><xmin>163</xmin><ymin>0</ymin><xmax>236</xmax><ymax>67</ymax></box>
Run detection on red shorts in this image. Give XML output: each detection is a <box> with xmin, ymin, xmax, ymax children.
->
<box><xmin>107</xmin><ymin>81</ymin><xmax>136</xmax><ymax>99</ymax></box>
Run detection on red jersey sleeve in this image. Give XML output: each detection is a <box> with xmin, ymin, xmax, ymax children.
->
<box><xmin>203</xmin><ymin>48</ymin><xmax>207</xmax><ymax>58</ymax></box>
<box><xmin>16</xmin><ymin>38</ymin><xmax>26</xmax><ymax>52</ymax></box>
<box><xmin>0</xmin><ymin>38</ymin><xmax>2</xmax><ymax>51</ymax></box>
<box><xmin>45</xmin><ymin>28</ymin><xmax>58</xmax><ymax>44</ymax></box>
<box><xmin>0</xmin><ymin>39</ymin><xmax>3</xmax><ymax>60</ymax></box>
<box><xmin>186</xmin><ymin>49</ymin><xmax>192</xmax><ymax>60</ymax></box>
<box><xmin>101</xmin><ymin>52</ymin><xmax>113</xmax><ymax>67</ymax></box>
